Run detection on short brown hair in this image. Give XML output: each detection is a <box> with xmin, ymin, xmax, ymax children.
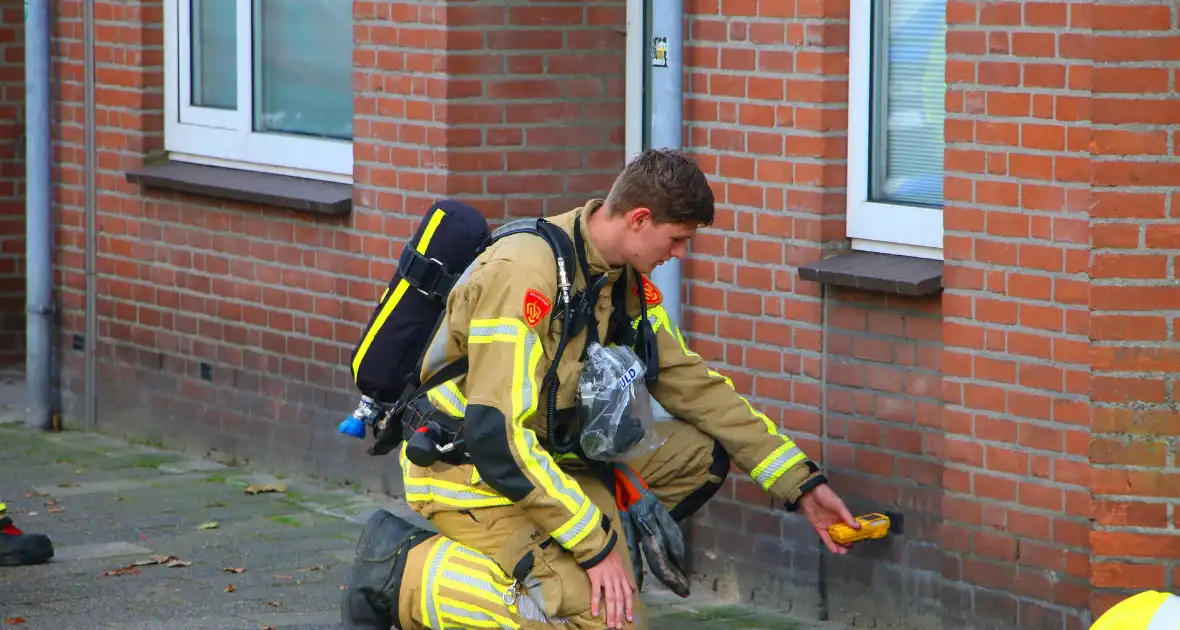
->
<box><xmin>605</xmin><ymin>149</ymin><xmax>714</xmax><ymax>227</ymax></box>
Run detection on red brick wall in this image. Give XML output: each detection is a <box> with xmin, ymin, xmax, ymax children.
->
<box><xmin>0</xmin><ymin>0</ymin><xmax>25</xmax><ymax>362</ymax></box>
<box><xmin>44</xmin><ymin>0</ymin><xmax>1179</xmax><ymax>627</ymax></box>
<box><xmin>681</xmin><ymin>1</ymin><xmax>1169</xmax><ymax>629</ymax></box>
<box><xmin>940</xmin><ymin>2</ymin><xmax>1093</xmax><ymax>628</ymax></box>
<box><xmin>53</xmin><ymin>0</ymin><xmax>626</xmax><ymax>486</ymax></box>
<box><xmin>1086</xmin><ymin>1</ymin><xmax>1180</xmax><ymax>617</ymax></box>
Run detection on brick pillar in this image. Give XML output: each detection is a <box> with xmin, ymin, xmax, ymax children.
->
<box><xmin>0</xmin><ymin>0</ymin><xmax>25</xmax><ymax>363</ymax></box>
<box><xmin>1087</xmin><ymin>1</ymin><xmax>1180</xmax><ymax>617</ymax></box>
<box><xmin>942</xmin><ymin>2</ymin><xmax>1093</xmax><ymax>628</ymax></box>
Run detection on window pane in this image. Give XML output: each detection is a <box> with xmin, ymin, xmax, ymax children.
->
<box><xmin>253</xmin><ymin>0</ymin><xmax>353</xmax><ymax>141</ymax></box>
<box><xmin>870</xmin><ymin>0</ymin><xmax>946</xmax><ymax>207</ymax></box>
<box><xmin>190</xmin><ymin>0</ymin><xmax>236</xmax><ymax>109</ymax></box>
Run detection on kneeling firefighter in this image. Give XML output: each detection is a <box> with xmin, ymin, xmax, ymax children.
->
<box><xmin>339</xmin><ymin>149</ymin><xmax>860</xmax><ymax>630</ymax></box>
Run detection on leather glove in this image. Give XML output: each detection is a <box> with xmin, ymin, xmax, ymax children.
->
<box><xmin>613</xmin><ymin>464</ymin><xmax>690</xmax><ymax>597</ymax></box>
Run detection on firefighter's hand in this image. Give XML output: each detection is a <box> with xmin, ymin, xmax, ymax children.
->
<box><xmin>798</xmin><ymin>483</ymin><xmax>858</xmax><ymax>555</ymax></box>
<box><xmin>586</xmin><ymin>548</ymin><xmax>636</xmax><ymax>628</ymax></box>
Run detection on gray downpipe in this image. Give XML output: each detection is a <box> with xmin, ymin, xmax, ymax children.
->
<box><xmin>647</xmin><ymin>0</ymin><xmax>683</xmax><ymax>339</ymax></box>
<box><xmin>647</xmin><ymin>0</ymin><xmax>682</xmax><ymax>426</ymax></box>
<box><xmin>84</xmin><ymin>0</ymin><xmax>98</xmax><ymax>428</ymax></box>
<box><xmin>24</xmin><ymin>0</ymin><xmax>53</xmax><ymax>430</ymax></box>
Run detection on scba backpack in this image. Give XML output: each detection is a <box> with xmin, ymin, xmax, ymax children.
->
<box><xmin>338</xmin><ymin>199</ymin><xmax>580</xmax><ymax>456</ymax></box>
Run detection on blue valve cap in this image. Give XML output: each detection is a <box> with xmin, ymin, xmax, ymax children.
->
<box><xmin>338</xmin><ymin>417</ymin><xmax>366</xmax><ymax>439</ymax></box>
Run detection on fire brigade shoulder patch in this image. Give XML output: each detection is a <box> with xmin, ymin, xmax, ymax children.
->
<box><xmin>522</xmin><ymin>288</ymin><xmax>552</xmax><ymax>327</ymax></box>
<box><xmin>634</xmin><ymin>276</ymin><xmax>662</xmax><ymax>305</ymax></box>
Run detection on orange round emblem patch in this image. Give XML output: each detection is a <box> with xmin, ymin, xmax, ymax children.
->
<box><xmin>522</xmin><ymin>288</ymin><xmax>552</xmax><ymax>327</ymax></box>
<box><xmin>634</xmin><ymin>277</ymin><xmax>662</xmax><ymax>305</ymax></box>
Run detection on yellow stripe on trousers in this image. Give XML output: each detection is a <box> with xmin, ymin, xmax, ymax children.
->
<box><xmin>351</xmin><ymin>206</ymin><xmax>447</xmax><ymax>380</ymax></box>
<box><xmin>417</xmin><ymin>536</ymin><xmax>563</xmax><ymax>629</ymax></box>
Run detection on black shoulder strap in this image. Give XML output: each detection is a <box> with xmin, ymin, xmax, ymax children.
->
<box><xmin>606</xmin><ymin>268</ymin><xmax>658</xmax><ymax>386</ymax></box>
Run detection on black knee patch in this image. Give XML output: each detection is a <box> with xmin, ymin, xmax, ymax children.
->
<box><xmin>668</xmin><ymin>440</ymin><xmax>730</xmax><ymax>522</ymax></box>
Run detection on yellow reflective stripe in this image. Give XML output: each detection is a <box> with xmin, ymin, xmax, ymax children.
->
<box><xmin>437</xmin><ymin>545</ymin><xmax>521</xmax><ymax>628</ymax></box>
<box><xmin>351</xmin><ymin>206</ymin><xmax>447</xmax><ymax>380</ymax></box>
<box><xmin>400</xmin><ymin>448</ymin><xmax>513</xmax><ymax>509</ymax></box>
<box><xmin>468</xmin><ymin>317</ymin><xmax>595</xmax><ymax>535</ymax></box>
<box><xmin>420</xmin><ymin>536</ymin><xmax>448</xmax><ymax>630</ymax></box>
<box><xmin>751</xmin><ymin>441</ymin><xmax>808</xmax><ymax>491</ymax></box>
<box><xmin>438</xmin><ymin>598</ymin><xmax>516</xmax><ymax>630</ymax></box>
<box><xmin>551</xmin><ymin>493</ymin><xmax>601</xmax><ymax>549</ymax></box>
<box><xmin>453</xmin><ymin>546</ymin><xmax>510</xmax><ymax>579</ymax></box>
<box><xmin>427</xmin><ymin>380</ymin><xmax>467</xmax><ymax>417</ymax></box>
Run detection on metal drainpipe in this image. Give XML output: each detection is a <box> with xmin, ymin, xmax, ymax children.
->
<box><xmin>83</xmin><ymin>0</ymin><xmax>98</xmax><ymax>429</ymax></box>
<box><xmin>646</xmin><ymin>0</ymin><xmax>683</xmax><ymax>339</ymax></box>
<box><xmin>644</xmin><ymin>0</ymin><xmax>683</xmax><ymax>429</ymax></box>
<box><xmin>24</xmin><ymin>0</ymin><xmax>53</xmax><ymax>430</ymax></box>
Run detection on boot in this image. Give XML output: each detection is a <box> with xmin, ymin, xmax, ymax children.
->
<box><xmin>341</xmin><ymin>508</ymin><xmax>433</xmax><ymax>630</ymax></box>
<box><xmin>0</xmin><ymin>516</ymin><xmax>54</xmax><ymax>566</ymax></box>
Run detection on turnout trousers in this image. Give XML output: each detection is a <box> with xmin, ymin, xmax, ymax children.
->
<box><xmin>394</xmin><ymin>420</ymin><xmax>730</xmax><ymax>630</ymax></box>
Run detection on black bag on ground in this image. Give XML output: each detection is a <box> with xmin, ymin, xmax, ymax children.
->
<box><xmin>349</xmin><ymin>199</ymin><xmax>491</xmax><ymax>405</ymax></box>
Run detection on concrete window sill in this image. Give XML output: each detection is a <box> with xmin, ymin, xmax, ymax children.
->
<box><xmin>798</xmin><ymin>250</ymin><xmax>943</xmax><ymax>296</ymax></box>
<box><xmin>125</xmin><ymin>161</ymin><xmax>353</xmax><ymax>216</ymax></box>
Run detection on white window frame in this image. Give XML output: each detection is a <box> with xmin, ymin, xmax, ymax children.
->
<box><xmin>847</xmin><ymin>0</ymin><xmax>944</xmax><ymax>261</ymax></box>
<box><xmin>163</xmin><ymin>0</ymin><xmax>353</xmax><ymax>183</ymax></box>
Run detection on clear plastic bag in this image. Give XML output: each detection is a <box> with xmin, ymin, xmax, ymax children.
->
<box><xmin>577</xmin><ymin>342</ymin><xmax>664</xmax><ymax>461</ymax></box>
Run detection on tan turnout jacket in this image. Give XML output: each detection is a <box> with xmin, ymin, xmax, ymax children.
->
<box><xmin>400</xmin><ymin>200</ymin><xmax>822</xmax><ymax>568</ymax></box>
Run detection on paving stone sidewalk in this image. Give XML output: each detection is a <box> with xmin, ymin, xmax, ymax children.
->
<box><xmin>0</xmin><ymin>421</ymin><xmax>823</xmax><ymax>629</ymax></box>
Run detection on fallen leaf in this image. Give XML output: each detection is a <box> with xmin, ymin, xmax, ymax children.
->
<box><xmin>57</xmin><ymin>483</ymin><xmax>73</xmax><ymax>488</ymax></box>
<box><xmin>266</xmin><ymin>601</ymin><xmax>281</xmax><ymax>608</ymax></box>
<box><xmin>261</xmin><ymin>626</ymin><xmax>276</xmax><ymax>630</ymax></box>
<box><xmin>275</xmin><ymin>574</ymin><xmax>292</xmax><ymax>581</ymax></box>
<box><xmin>48</xmin><ymin>507</ymin><xmax>65</xmax><ymax>514</ymax></box>
<box><xmin>102</xmin><ymin>566</ymin><xmax>142</xmax><ymax>577</ymax></box>
<box><xmin>105</xmin><ymin>555</ymin><xmax>190</xmax><ymax>576</ymax></box>
<box><xmin>244</xmin><ymin>483</ymin><xmax>287</xmax><ymax>495</ymax></box>
<box><xmin>224</xmin><ymin>584</ymin><xmax>236</xmax><ymax>593</ymax></box>
<box><xmin>3</xmin><ymin>617</ymin><xmax>26</xmax><ymax>625</ymax></box>
<box><xmin>222</xmin><ymin>567</ymin><xmax>246</xmax><ymax>574</ymax></box>
<box><xmin>25</xmin><ymin>491</ymin><xmax>48</xmax><ymax>498</ymax></box>
<box><xmin>196</xmin><ymin>521</ymin><xmax>219</xmax><ymax>530</ymax></box>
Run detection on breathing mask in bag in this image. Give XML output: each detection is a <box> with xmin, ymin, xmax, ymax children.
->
<box><xmin>576</xmin><ymin>341</ymin><xmax>664</xmax><ymax>461</ymax></box>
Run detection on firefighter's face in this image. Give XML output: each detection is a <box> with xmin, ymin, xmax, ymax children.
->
<box><xmin>624</xmin><ymin>208</ymin><xmax>697</xmax><ymax>273</ymax></box>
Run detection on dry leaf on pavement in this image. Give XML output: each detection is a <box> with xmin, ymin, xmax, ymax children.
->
<box><xmin>244</xmin><ymin>483</ymin><xmax>287</xmax><ymax>495</ymax></box>
<box><xmin>222</xmin><ymin>567</ymin><xmax>245</xmax><ymax>574</ymax></box>
<box><xmin>196</xmin><ymin>521</ymin><xmax>219</xmax><ymax>530</ymax></box>
<box><xmin>224</xmin><ymin>584</ymin><xmax>236</xmax><ymax>593</ymax></box>
<box><xmin>266</xmin><ymin>601</ymin><xmax>281</xmax><ymax>607</ymax></box>
<box><xmin>3</xmin><ymin>617</ymin><xmax>26</xmax><ymax>625</ymax></box>
<box><xmin>103</xmin><ymin>555</ymin><xmax>190</xmax><ymax>576</ymax></box>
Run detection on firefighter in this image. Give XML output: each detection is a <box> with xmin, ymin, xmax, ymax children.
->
<box><xmin>342</xmin><ymin>149</ymin><xmax>858</xmax><ymax>630</ymax></box>
<box><xmin>1091</xmin><ymin>591</ymin><xmax>1180</xmax><ymax>629</ymax></box>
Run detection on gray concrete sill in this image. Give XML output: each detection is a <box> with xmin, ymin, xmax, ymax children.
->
<box><xmin>798</xmin><ymin>250</ymin><xmax>943</xmax><ymax>296</ymax></box>
<box><xmin>125</xmin><ymin>160</ymin><xmax>352</xmax><ymax>216</ymax></box>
